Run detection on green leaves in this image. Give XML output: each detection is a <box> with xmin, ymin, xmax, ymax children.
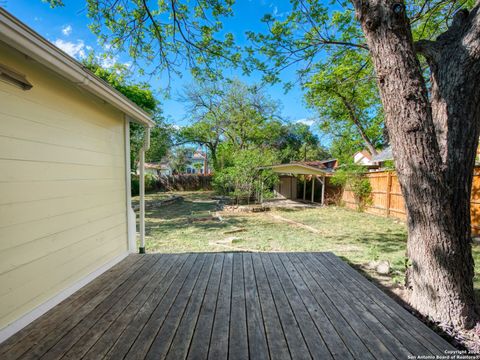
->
<box><xmin>43</xmin><ymin>0</ymin><xmax>64</xmax><ymax>7</ymax></box>
<box><xmin>78</xmin><ymin>0</ymin><xmax>241</xmax><ymax>82</ymax></box>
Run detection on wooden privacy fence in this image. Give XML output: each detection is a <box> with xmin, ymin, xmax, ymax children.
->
<box><xmin>341</xmin><ymin>167</ymin><xmax>480</xmax><ymax>234</ymax></box>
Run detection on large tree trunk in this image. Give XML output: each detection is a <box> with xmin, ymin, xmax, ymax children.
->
<box><xmin>351</xmin><ymin>0</ymin><xmax>480</xmax><ymax>328</ymax></box>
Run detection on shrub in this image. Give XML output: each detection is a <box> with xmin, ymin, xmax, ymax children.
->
<box><xmin>212</xmin><ymin>148</ymin><xmax>278</xmax><ymax>204</ymax></box>
<box><xmin>131</xmin><ymin>173</ymin><xmax>157</xmax><ymax>196</ymax></box>
<box><xmin>331</xmin><ymin>165</ymin><xmax>372</xmax><ymax>211</ymax></box>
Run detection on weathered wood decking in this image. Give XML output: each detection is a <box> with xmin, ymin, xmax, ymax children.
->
<box><xmin>0</xmin><ymin>252</ymin><xmax>455</xmax><ymax>359</ymax></box>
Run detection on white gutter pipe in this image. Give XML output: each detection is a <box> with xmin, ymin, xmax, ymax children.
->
<box><xmin>124</xmin><ymin>117</ymin><xmax>136</xmax><ymax>252</ymax></box>
<box><xmin>138</xmin><ymin>127</ymin><xmax>151</xmax><ymax>254</ymax></box>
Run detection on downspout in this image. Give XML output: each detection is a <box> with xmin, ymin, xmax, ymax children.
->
<box><xmin>124</xmin><ymin>117</ymin><xmax>136</xmax><ymax>252</ymax></box>
<box><xmin>138</xmin><ymin>126</ymin><xmax>151</xmax><ymax>254</ymax></box>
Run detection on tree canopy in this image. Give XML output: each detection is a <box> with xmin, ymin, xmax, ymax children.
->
<box><xmin>177</xmin><ymin>79</ymin><xmax>328</xmax><ymax>171</ymax></box>
<box><xmin>46</xmin><ymin>0</ymin><xmax>241</xmax><ymax>83</ymax></box>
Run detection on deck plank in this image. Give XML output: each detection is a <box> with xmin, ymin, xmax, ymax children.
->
<box><xmin>320</xmin><ymin>252</ymin><xmax>455</xmax><ymax>353</ymax></box>
<box><xmin>278</xmin><ymin>253</ymin><xmax>354</xmax><ymax>360</ymax></box>
<box><xmin>228</xmin><ymin>253</ymin><xmax>249</xmax><ymax>360</ymax></box>
<box><xmin>160</xmin><ymin>254</ymin><xmax>216</xmax><ymax>359</ymax></box>
<box><xmin>298</xmin><ymin>253</ymin><xmax>395</xmax><ymax>359</ymax></box>
<box><xmin>20</xmin><ymin>255</ymin><xmax>160</xmax><ymax>360</ymax></box>
<box><xmin>0</xmin><ymin>252</ymin><xmax>457</xmax><ymax>360</ymax></box>
<box><xmin>124</xmin><ymin>254</ymin><xmax>205</xmax><ymax>360</ymax></box>
<box><xmin>0</xmin><ymin>254</ymin><xmax>144</xmax><ymax>360</ymax></box>
<box><xmin>269</xmin><ymin>254</ymin><xmax>333</xmax><ymax>360</ymax></box>
<box><xmin>251</xmin><ymin>253</ymin><xmax>290</xmax><ymax>360</ymax></box>
<box><xmin>103</xmin><ymin>254</ymin><xmax>196</xmax><ymax>360</ymax></box>
<box><xmin>314</xmin><ymin>253</ymin><xmax>435</xmax><ymax>356</ymax></box>
<box><xmin>43</xmin><ymin>254</ymin><xmax>170</xmax><ymax>360</ymax></box>
<box><xmin>243</xmin><ymin>253</ymin><xmax>270</xmax><ymax>360</ymax></box>
<box><xmin>63</xmin><ymin>254</ymin><xmax>180</xmax><ymax>359</ymax></box>
<box><xmin>186</xmin><ymin>254</ymin><xmax>225</xmax><ymax>359</ymax></box>
<box><xmin>286</xmin><ymin>253</ymin><xmax>375</xmax><ymax>360</ymax></box>
<box><xmin>83</xmin><ymin>254</ymin><xmax>186</xmax><ymax>360</ymax></box>
<box><xmin>261</xmin><ymin>254</ymin><xmax>311</xmax><ymax>360</ymax></box>
<box><xmin>208</xmin><ymin>253</ymin><xmax>233</xmax><ymax>360</ymax></box>
<box><xmin>305</xmin><ymin>253</ymin><xmax>413</xmax><ymax>359</ymax></box>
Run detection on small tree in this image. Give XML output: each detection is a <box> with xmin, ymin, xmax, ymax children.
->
<box><xmin>169</xmin><ymin>148</ymin><xmax>192</xmax><ymax>174</ymax></box>
<box><xmin>213</xmin><ymin>148</ymin><xmax>278</xmax><ymax>204</ymax></box>
<box><xmin>331</xmin><ymin>165</ymin><xmax>372</xmax><ymax>211</ymax></box>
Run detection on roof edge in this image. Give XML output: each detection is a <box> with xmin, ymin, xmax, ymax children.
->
<box><xmin>260</xmin><ymin>163</ymin><xmax>331</xmax><ymax>175</ymax></box>
<box><xmin>0</xmin><ymin>8</ymin><xmax>154</xmax><ymax>127</ymax></box>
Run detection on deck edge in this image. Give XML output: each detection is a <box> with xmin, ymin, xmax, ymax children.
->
<box><xmin>0</xmin><ymin>251</ymin><xmax>130</xmax><ymax>344</ymax></box>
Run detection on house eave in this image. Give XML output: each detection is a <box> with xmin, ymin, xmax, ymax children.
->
<box><xmin>0</xmin><ymin>8</ymin><xmax>154</xmax><ymax>128</ymax></box>
<box><xmin>260</xmin><ymin>163</ymin><xmax>331</xmax><ymax>176</ymax></box>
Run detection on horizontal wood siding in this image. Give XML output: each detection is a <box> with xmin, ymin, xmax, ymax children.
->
<box><xmin>341</xmin><ymin>168</ymin><xmax>480</xmax><ymax>233</ymax></box>
<box><xmin>0</xmin><ymin>42</ymin><xmax>128</xmax><ymax>329</ymax></box>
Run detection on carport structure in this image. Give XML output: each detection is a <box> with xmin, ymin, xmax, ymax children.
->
<box><xmin>262</xmin><ymin>162</ymin><xmax>332</xmax><ymax>205</ymax></box>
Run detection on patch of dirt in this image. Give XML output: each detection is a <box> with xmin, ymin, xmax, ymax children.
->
<box><xmin>267</xmin><ymin>213</ymin><xmax>322</xmax><ymax>234</ymax></box>
<box><xmin>223</xmin><ymin>205</ymin><xmax>271</xmax><ymax>213</ymax></box>
<box><xmin>133</xmin><ymin>195</ymin><xmax>183</xmax><ymax>211</ymax></box>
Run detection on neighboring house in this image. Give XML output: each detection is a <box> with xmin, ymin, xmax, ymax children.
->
<box><xmin>353</xmin><ymin>150</ymin><xmax>376</xmax><ymax>166</ymax></box>
<box><xmin>186</xmin><ymin>148</ymin><xmax>208</xmax><ymax>174</ymax></box>
<box><xmin>0</xmin><ymin>9</ymin><xmax>154</xmax><ymax>341</ymax></box>
<box><xmin>144</xmin><ymin>161</ymin><xmax>172</xmax><ymax>177</ymax></box>
<box><xmin>314</xmin><ymin>158</ymin><xmax>338</xmax><ymax>171</ymax></box>
<box><xmin>371</xmin><ymin>146</ymin><xmax>393</xmax><ymax>168</ymax></box>
<box><xmin>149</xmin><ymin>148</ymin><xmax>209</xmax><ymax>176</ymax></box>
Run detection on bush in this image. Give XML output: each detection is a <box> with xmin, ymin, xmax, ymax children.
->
<box><xmin>331</xmin><ymin>165</ymin><xmax>372</xmax><ymax>211</ymax></box>
<box><xmin>212</xmin><ymin>148</ymin><xmax>278</xmax><ymax>204</ymax></box>
<box><xmin>131</xmin><ymin>173</ymin><xmax>157</xmax><ymax>196</ymax></box>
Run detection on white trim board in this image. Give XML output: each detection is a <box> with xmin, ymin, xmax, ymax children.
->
<box><xmin>0</xmin><ymin>251</ymin><xmax>129</xmax><ymax>344</ymax></box>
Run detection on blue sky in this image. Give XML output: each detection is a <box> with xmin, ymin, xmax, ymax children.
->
<box><xmin>2</xmin><ymin>0</ymin><xmax>317</xmax><ymax>130</ymax></box>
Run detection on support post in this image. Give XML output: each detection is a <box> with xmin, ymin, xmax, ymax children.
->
<box><xmin>303</xmin><ymin>176</ymin><xmax>306</xmax><ymax>201</ymax></box>
<box><xmin>321</xmin><ymin>175</ymin><xmax>325</xmax><ymax>205</ymax></box>
<box><xmin>386</xmin><ymin>171</ymin><xmax>392</xmax><ymax>216</ymax></box>
<box><xmin>260</xmin><ymin>179</ymin><xmax>264</xmax><ymax>204</ymax></box>
<box><xmin>311</xmin><ymin>176</ymin><xmax>315</xmax><ymax>203</ymax></box>
<box><xmin>138</xmin><ymin>127</ymin><xmax>150</xmax><ymax>254</ymax></box>
<box><xmin>139</xmin><ymin>149</ymin><xmax>145</xmax><ymax>254</ymax></box>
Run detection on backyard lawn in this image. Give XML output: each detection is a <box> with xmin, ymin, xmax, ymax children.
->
<box><xmin>134</xmin><ymin>191</ymin><xmax>480</xmax><ymax>301</ymax></box>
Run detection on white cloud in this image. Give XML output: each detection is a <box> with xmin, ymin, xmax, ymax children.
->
<box><xmin>295</xmin><ymin>118</ymin><xmax>315</xmax><ymax>126</ymax></box>
<box><xmin>61</xmin><ymin>24</ymin><xmax>72</xmax><ymax>36</ymax></box>
<box><xmin>53</xmin><ymin>39</ymin><xmax>86</xmax><ymax>59</ymax></box>
<box><xmin>99</xmin><ymin>56</ymin><xmax>117</xmax><ymax>68</ymax></box>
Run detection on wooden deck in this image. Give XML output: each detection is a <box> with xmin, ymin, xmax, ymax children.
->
<box><xmin>0</xmin><ymin>252</ymin><xmax>455</xmax><ymax>359</ymax></box>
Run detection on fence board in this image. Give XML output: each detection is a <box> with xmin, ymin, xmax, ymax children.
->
<box><xmin>339</xmin><ymin>167</ymin><xmax>480</xmax><ymax>234</ymax></box>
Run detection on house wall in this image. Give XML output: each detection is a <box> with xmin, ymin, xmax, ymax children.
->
<box><xmin>0</xmin><ymin>42</ymin><xmax>128</xmax><ymax>330</ymax></box>
<box><xmin>275</xmin><ymin>176</ymin><xmax>298</xmax><ymax>199</ymax></box>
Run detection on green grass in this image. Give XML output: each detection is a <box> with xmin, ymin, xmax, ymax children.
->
<box><xmin>136</xmin><ymin>191</ymin><xmax>479</xmax><ymax>298</ymax></box>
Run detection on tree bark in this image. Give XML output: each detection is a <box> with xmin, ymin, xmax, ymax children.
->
<box><xmin>351</xmin><ymin>0</ymin><xmax>480</xmax><ymax>328</ymax></box>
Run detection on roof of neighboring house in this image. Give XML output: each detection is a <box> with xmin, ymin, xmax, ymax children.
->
<box><xmin>145</xmin><ymin>162</ymin><xmax>170</xmax><ymax>170</ymax></box>
<box><xmin>192</xmin><ymin>150</ymin><xmax>206</xmax><ymax>160</ymax></box>
<box><xmin>0</xmin><ymin>8</ymin><xmax>154</xmax><ymax>127</ymax></box>
<box><xmin>371</xmin><ymin>146</ymin><xmax>393</xmax><ymax>162</ymax></box>
<box><xmin>354</xmin><ymin>150</ymin><xmax>373</xmax><ymax>160</ymax></box>
<box><xmin>260</xmin><ymin>161</ymin><xmax>332</xmax><ymax>176</ymax></box>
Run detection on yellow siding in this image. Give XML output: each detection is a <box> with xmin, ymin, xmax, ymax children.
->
<box><xmin>0</xmin><ymin>42</ymin><xmax>128</xmax><ymax>329</ymax></box>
